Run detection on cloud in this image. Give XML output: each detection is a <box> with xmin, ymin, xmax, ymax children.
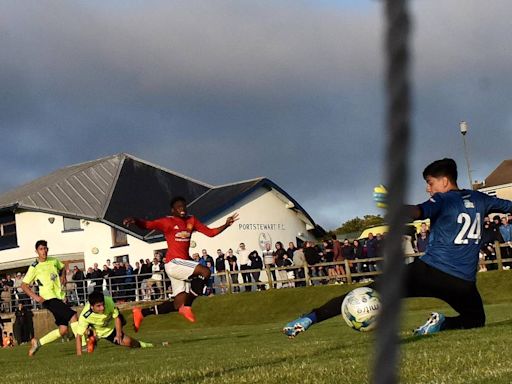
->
<box><xmin>0</xmin><ymin>0</ymin><xmax>511</xmax><ymax>230</ymax></box>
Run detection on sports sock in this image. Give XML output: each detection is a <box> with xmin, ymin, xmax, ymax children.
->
<box><xmin>312</xmin><ymin>296</ymin><xmax>345</xmax><ymax>323</ymax></box>
<box><xmin>139</xmin><ymin>341</ymin><xmax>154</xmax><ymax>348</ymax></box>
<box><xmin>190</xmin><ymin>276</ymin><xmax>206</xmax><ymax>296</ymax></box>
<box><xmin>39</xmin><ymin>329</ymin><xmax>62</xmax><ymax>346</ymax></box>
<box><xmin>142</xmin><ymin>300</ymin><xmax>176</xmax><ymax>317</ymax></box>
<box><xmin>69</xmin><ymin>321</ymin><xmax>79</xmax><ymax>336</ymax></box>
<box><xmin>304</xmin><ymin>311</ymin><xmax>318</xmax><ymax>324</ymax></box>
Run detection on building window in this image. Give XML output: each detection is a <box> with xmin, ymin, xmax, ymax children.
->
<box><xmin>63</xmin><ymin>217</ymin><xmax>82</xmax><ymax>231</ymax></box>
<box><xmin>111</xmin><ymin>228</ymin><xmax>128</xmax><ymax>247</ymax></box>
<box><xmin>0</xmin><ymin>212</ymin><xmax>18</xmax><ymax>250</ymax></box>
<box><xmin>114</xmin><ymin>254</ymin><xmax>129</xmax><ymax>264</ymax></box>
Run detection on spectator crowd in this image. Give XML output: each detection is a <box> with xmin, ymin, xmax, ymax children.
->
<box><xmin>1</xmin><ymin>214</ymin><xmax>511</xmax><ymax>315</ymax></box>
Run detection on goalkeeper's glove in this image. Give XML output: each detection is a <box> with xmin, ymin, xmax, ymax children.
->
<box><xmin>373</xmin><ymin>185</ymin><xmax>388</xmax><ymax>209</ymax></box>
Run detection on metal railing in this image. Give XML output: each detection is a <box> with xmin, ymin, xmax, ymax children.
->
<box><xmin>2</xmin><ymin>240</ymin><xmax>511</xmax><ymax>312</ymax></box>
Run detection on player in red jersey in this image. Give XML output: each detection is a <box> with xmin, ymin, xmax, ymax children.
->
<box><xmin>123</xmin><ymin>196</ymin><xmax>238</xmax><ymax>330</ymax></box>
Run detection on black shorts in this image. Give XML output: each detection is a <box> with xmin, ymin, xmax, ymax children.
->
<box><xmin>43</xmin><ymin>298</ymin><xmax>76</xmax><ymax>326</ymax></box>
<box><xmin>103</xmin><ymin>313</ymin><xmax>127</xmax><ymax>344</ymax></box>
<box><xmin>105</xmin><ymin>329</ymin><xmax>125</xmax><ymax>344</ymax></box>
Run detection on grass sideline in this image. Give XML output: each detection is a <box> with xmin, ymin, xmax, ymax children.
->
<box><xmin>2</xmin><ymin>270</ymin><xmax>512</xmax><ymax>384</ymax></box>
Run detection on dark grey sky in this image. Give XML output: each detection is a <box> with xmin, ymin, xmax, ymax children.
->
<box><xmin>1</xmin><ymin>0</ymin><xmax>511</xmax><ymax>230</ymax></box>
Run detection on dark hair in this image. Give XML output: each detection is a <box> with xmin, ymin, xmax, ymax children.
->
<box><xmin>422</xmin><ymin>158</ymin><xmax>458</xmax><ymax>184</ymax></box>
<box><xmin>88</xmin><ymin>291</ymin><xmax>105</xmax><ymax>306</ymax></box>
<box><xmin>331</xmin><ymin>234</ymin><xmax>337</xmax><ymax>240</ymax></box>
<box><xmin>35</xmin><ymin>240</ymin><xmax>47</xmax><ymax>249</ymax></box>
<box><xmin>170</xmin><ymin>196</ymin><xmax>186</xmax><ymax>208</ymax></box>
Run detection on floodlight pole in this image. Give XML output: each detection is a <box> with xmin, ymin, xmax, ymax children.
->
<box><xmin>459</xmin><ymin>121</ymin><xmax>473</xmax><ymax>189</ymax></box>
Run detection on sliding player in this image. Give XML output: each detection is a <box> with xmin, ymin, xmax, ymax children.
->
<box><xmin>284</xmin><ymin>158</ymin><xmax>512</xmax><ymax>337</ymax></box>
<box><xmin>123</xmin><ymin>196</ymin><xmax>238</xmax><ymax>331</ymax></box>
<box><xmin>74</xmin><ymin>291</ymin><xmax>152</xmax><ymax>355</ymax></box>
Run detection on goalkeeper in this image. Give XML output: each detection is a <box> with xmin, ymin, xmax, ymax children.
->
<box><xmin>283</xmin><ymin>158</ymin><xmax>512</xmax><ymax>337</ymax></box>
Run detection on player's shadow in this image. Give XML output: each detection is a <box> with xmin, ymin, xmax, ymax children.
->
<box><xmin>485</xmin><ymin>318</ymin><xmax>512</xmax><ymax>328</ymax></box>
<box><xmin>399</xmin><ymin>318</ymin><xmax>512</xmax><ymax>345</ymax></box>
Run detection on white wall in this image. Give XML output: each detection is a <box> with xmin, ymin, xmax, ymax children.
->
<box><xmin>188</xmin><ymin>188</ymin><xmax>315</xmax><ymax>257</ymax></box>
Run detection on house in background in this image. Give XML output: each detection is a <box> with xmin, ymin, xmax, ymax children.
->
<box><xmin>477</xmin><ymin>159</ymin><xmax>512</xmax><ymax>200</ymax></box>
<box><xmin>0</xmin><ymin>153</ymin><xmax>323</xmax><ymax>274</ymax></box>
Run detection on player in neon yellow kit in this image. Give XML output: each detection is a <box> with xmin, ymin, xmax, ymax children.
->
<box><xmin>21</xmin><ymin>240</ymin><xmax>79</xmax><ymax>356</ymax></box>
<box><xmin>74</xmin><ymin>291</ymin><xmax>152</xmax><ymax>355</ymax></box>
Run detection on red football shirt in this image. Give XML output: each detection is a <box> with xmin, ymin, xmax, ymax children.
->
<box><xmin>138</xmin><ymin>216</ymin><xmax>221</xmax><ymax>263</ymax></box>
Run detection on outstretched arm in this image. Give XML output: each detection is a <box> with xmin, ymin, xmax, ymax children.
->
<box><xmin>123</xmin><ymin>217</ymin><xmax>144</xmax><ymax>228</ymax></box>
<box><xmin>194</xmin><ymin>213</ymin><xmax>239</xmax><ymax>237</ymax></box>
<box><xmin>123</xmin><ymin>217</ymin><xmax>165</xmax><ymax>232</ymax></box>
<box><xmin>374</xmin><ymin>185</ymin><xmax>422</xmax><ymax>221</ymax></box>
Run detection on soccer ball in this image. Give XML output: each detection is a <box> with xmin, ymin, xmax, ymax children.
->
<box><xmin>341</xmin><ymin>287</ymin><xmax>381</xmax><ymax>332</ymax></box>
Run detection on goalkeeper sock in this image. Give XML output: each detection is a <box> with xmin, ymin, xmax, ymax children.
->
<box><xmin>39</xmin><ymin>329</ymin><xmax>62</xmax><ymax>346</ymax></box>
<box><xmin>304</xmin><ymin>312</ymin><xmax>318</xmax><ymax>324</ymax></box>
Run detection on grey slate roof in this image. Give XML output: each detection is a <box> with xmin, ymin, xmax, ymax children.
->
<box><xmin>0</xmin><ymin>155</ymin><xmax>121</xmax><ymax>219</ymax></box>
<box><xmin>0</xmin><ymin>153</ymin><xmax>323</xmax><ymax>241</ymax></box>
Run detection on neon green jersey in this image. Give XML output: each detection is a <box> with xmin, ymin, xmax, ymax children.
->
<box><xmin>22</xmin><ymin>257</ymin><xmax>65</xmax><ymax>300</ymax></box>
<box><xmin>76</xmin><ymin>296</ymin><xmax>119</xmax><ymax>338</ymax></box>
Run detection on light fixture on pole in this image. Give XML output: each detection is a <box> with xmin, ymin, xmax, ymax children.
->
<box><xmin>459</xmin><ymin>121</ymin><xmax>473</xmax><ymax>189</ymax></box>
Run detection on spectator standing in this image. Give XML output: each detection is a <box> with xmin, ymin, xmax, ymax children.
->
<box><xmin>4</xmin><ymin>275</ymin><xmax>14</xmax><ymax>308</ymax></box>
<box><xmin>237</xmin><ymin>243</ymin><xmax>252</xmax><ymax>292</ymax></box>
<box><xmin>14</xmin><ymin>303</ymin><xmax>27</xmax><ymax>345</ymax></box>
<box><xmin>201</xmin><ymin>249</ymin><xmax>214</xmax><ymax>269</ymax></box>
<box><xmin>226</xmin><ymin>249</ymin><xmax>240</xmax><ymax>293</ymax></box>
<box><xmin>133</xmin><ymin>261</ymin><xmax>143</xmax><ymax>300</ymax></box>
<box><xmin>323</xmin><ymin>239</ymin><xmax>336</xmax><ymax>283</ymax></box>
<box><xmin>274</xmin><ymin>242</ymin><xmax>287</xmax><ymax>288</ymax></box>
<box><xmin>102</xmin><ymin>262</ymin><xmax>112</xmax><ymax>293</ymax></box>
<box><xmin>286</xmin><ymin>242</ymin><xmax>297</xmax><ymax>258</ymax></box>
<box><xmin>364</xmin><ymin>233</ymin><xmax>378</xmax><ymax>273</ymax></box>
<box><xmin>72</xmin><ymin>266</ymin><xmax>85</xmax><ymax>304</ymax></box>
<box><xmin>90</xmin><ymin>263</ymin><xmax>103</xmax><ymax>293</ymax></box>
<box><xmin>352</xmin><ymin>239</ymin><xmax>363</xmax><ymax>279</ymax></box>
<box><xmin>14</xmin><ymin>272</ymin><xmax>29</xmax><ymax>306</ymax></box>
<box><xmin>140</xmin><ymin>259</ymin><xmax>152</xmax><ymax>300</ymax></box>
<box><xmin>415</xmin><ymin>227</ymin><xmax>430</xmax><ymax>254</ymax></box>
<box><xmin>292</xmin><ymin>244</ymin><xmax>306</xmax><ymax>287</ymax></box>
<box><xmin>499</xmin><ymin>216</ymin><xmax>512</xmax><ymax>265</ymax></box>
<box><xmin>146</xmin><ymin>258</ymin><xmax>164</xmax><ymax>299</ymax></box>
<box><xmin>481</xmin><ymin>217</ymin><xmax>497</xmax><ymax>269</ymax></box>
<box><xmin>65</xmin><ymin>267</ymin><xmax>77</xmax><ymax>305</ymax></box>
<box><xmin>215</xmin><ymin>249</ymin><xmax>227</xmax><ymax>294</ymax></box>
<box><xmin>282</xmin><ymin>253</ymin><xmax>294</xmax><ymax>288</ymax></box>
<box><xmin>304</xmin><ymin>241</ymin><xmax>321</xmax><ymax>285</ymax></box>
<box><xmin>375</xmin><ymin>233</ymin><xmax>384</xmax><ymax>271</ymax></box>
<box><xmin>1</xmin><ymin>286</ymin><xmax>11</xmax><ymax>312</ymax></box>
<box><xmin>248</xmin><ymin>250</ymin><xmax>264</xmax><ymax>290</ymax></box>
<box><xmin>332</xmin><ymin>236</ymin><xmax>344</xmax><ymax>281</ymax></box>
<box><xmin>262</xmin><ymin>243</ymin><xmax>276</xmax><ymax>288</ymax></box>
<box><xmin>338</xmin><ymin>239</ymin><xmax>352</xmax><ymax>283</ymax></box>
<box><xmin>125</xmin><ymin>263</ymin><xmax>135</xmax><ymax>301</ymax></box>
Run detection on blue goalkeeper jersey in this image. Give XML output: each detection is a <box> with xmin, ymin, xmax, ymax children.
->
<box><xmin>418</xmin><ymin>189</ymin><xmax>512</xmax><ymax>281</ymax></box>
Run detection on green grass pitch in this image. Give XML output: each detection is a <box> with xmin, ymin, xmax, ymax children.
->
<box><xmin>3</xmin><ymin>270</ymin><xmax>512</xmax><ymax>384</ymax></box>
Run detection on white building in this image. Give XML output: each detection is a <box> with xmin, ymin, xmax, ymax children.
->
<box><xmin>0</xmin><ymin>153</ymin><xmax>324</xmax><ymax>272</ymax></box>
<box><xmin>476</xmin><ymin>159</ymin><xmax>512</xmax><ymax>200</ymax></box>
